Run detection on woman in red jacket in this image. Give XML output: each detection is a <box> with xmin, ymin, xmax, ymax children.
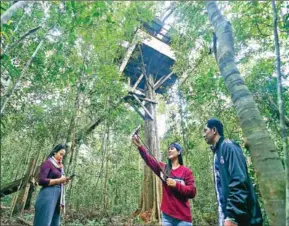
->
<box><xmin>132</xmin><ymin>136</ymin><xmax>197</xmax><ymax>226</ymax></box>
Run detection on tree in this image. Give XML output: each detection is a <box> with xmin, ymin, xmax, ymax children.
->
<box><xmin>206</xmin><ymin>2</ymin><xmax>285</xmax><ymax>225</ymax></box>
<box><xmin>140</xmin><ymin>75</ymin><xmax>162</xmax><ymax>223</ymax></box>
<box><xmin>1</xmin><ymin>1</ymin><xmax>29</xmax><ymax>25</ymax></box>
<box><xmin>272</xmin><ymin>1</ymin><xmax>289</xmax><ymax>225</ymax></box>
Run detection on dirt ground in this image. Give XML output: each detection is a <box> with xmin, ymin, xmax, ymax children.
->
<box><xmin>0</xmin><ymin>205</ymin><xmax>142</xmax><ymax>226</ymax></box>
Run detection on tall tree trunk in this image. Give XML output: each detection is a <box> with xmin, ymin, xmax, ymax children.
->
<box><xmin>177</xmin><ymin>86</ymin><xmax>186</xmax><ymax>154</ymax></box>
<box><xmin>272</xmin><ymin>1</ymin><xmax>289</xmax><ymax>225</ymax></box>
<box><xmin>23</xmin><ymin>183</ymin><xmax>34</xmax><ymax>210</ymax></box>
<box><xmin>140</xmin><ymin>74</ymin><xmax>161</xmax><ymax>223</ymax></box>
<box><xmin>65</xmin><ymin>51</ymin><xmax>88</xmax><ymax>173</ymax></box>
<box><xmin>1</xmin><ymin>1</ymin><xmax>29</xmax><ymax>25</ymax></box>
<box><xmin>206</xmin><ymin>2</ymin><xmax>285</xmax><ymax>225</ymax></box>
<box><xmin>114</xmin><ymin>159</ymin><xmax>119</xmax><ymax>206</ymax></box>
<box><xmin>103</xmin><ymin>126</ymin><xmax>110</xmax><ymax>213</ymax></box>
<box><xmin>1</xmin><ymin>39</ymin><xmax>44</xmax><ymax>115</ymax></box>
<box><xmin>65</xmin><ymin>84</ymin><xmax>82</xmax><ymax>174</ymax></box>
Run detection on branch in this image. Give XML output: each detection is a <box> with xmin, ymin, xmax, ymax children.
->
<box><xmin>255</xmin><ymin>93</ymin><xmax>289</xmax><ymax>128</ymax></box>
<box><xmin>268</xmin><ymin>97</ymin><xmax>289</xmax><ymax>128</ymax></box>
<box><xmin>254</xmin><ymin>21</ymin><xmax>270</xmax><ymax>37</ymax></box>
<box><xmin>179</xmin><ymin>53</ymin><xmax>206</xmax><ymax>87</ymax></box>
<box><xmin>16</xmin><ymin>217</ymin><xmax>32</xmax><ymax>226</ymax></box>
<box><xmin>76</xmin><ymin>96</ymin><xmax>126</xmax><ymax>143</ymax></box>
<box><xmin>1</xmin><ymin>1</ymin><xmax>29</xmax><ymax>25</ymax></box>
<box><xmin>16</xmin><ymin>26</ymin><xmax>42</xmax><ymax>44</ymax></box>
<box><xmin>3</xmin><ymin>26</ymin><xmax>42</xmax><ymax>55</ymax></box>
<box><xmin>1</xmin><ymin>39</ymin><xmax>44</xmax><ymax>115</ymax></box>
<box><xmin>161</xmin><ymin>3</ymin><xmax>178</xmax><ymax>24</ymax></box>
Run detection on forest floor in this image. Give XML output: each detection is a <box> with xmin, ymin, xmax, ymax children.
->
<box><xmin>0</xmin><ymin>204</ymin><xmax>148</xmax><ymax>226</ymax></box>
<box><xmin>1</xmin><ymin>205</ymin><xmax>32</xmax><ymax>226</ymax></box>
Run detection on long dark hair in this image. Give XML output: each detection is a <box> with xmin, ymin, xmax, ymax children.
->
<box><xmin>48</xmin><ymin>144</ymin><xmax>68</xmax><ymax>158</ymax></box>
<box><xmin>165</xmin><ymin>154</ymin><xmax>183</xmax><ymax>178</ymax></box>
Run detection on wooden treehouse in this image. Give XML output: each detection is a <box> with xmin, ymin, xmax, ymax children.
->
<box><xmin>121</xmin><ymin>18</ymin><xmax>178</xmax><ymax>222</ymax></box>
<box><xmin>121</xmin><ymin>18</ymin><xmax>177</xmax><ymax>121</ymax></box>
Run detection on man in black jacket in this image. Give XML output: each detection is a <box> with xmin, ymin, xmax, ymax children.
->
<box><xmin>203</xmin><ymin>118</ymin><xmax>263</xmax><ymax>226</ymax></box>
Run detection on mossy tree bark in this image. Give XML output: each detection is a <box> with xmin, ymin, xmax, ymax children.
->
<box><xmin>206</xmin><ymin>2</ymin><xmax>286</xmax><ymax>225</ymax></box>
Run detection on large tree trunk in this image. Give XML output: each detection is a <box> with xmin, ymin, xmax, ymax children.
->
<box><xmin>272</xmin><ymin>1</ymin><xmax>289</xmax><ymax>225</ymax></box>
<box><xmin>1</xmin><ymin>1</ymin><xmax>29</xmax><ymax>25</ymax></box>
<box><xmin>206</xmin><ymin>2</ymin><xmax>285</xmax><ymax>226</ymax></box>
<box><xmin>140</xmin><ymin>74</ymin><xmax>161</xmax><ymax>223</ymax></box>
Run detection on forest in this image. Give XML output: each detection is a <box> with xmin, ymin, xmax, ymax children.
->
<box><xmin>1</xmin><ymin>1</ymin><xmax>288</xmax><ymax>226</ymax></box>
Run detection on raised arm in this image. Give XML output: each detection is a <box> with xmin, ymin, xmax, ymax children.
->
<box><xmin>138</xmin><ymin>146</ymin><xmax>164</xmax><ymax>176</ymax></box>
<box><xmin>132</xmin><ymin>136</ymin><xmax>163</xmax><ymax>177</ymax></box>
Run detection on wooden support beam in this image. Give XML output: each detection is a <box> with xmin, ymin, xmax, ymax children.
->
<box><xmin>128</xmin><ymin>91</ymin><xmax>157</xmax><ymax>104</ymax></box>
<box><xmin>132</xmin><ymin>74</ymin><xmax>144</xmax><ymax>91</ymax></box>
<box><xmin>136</xmin><ymin>96</ymin><xmax>157</xmax><ymax>105</ymax></box>
<box><xmin>119</xmin><ymin>32</ymin><xmax>139</xmax><ymax>73</ymax></box>
<box><xmin>127</xmin><ymin>77</ymin><xmax>131</xmax><ymax>87</ymax></box>
<box><xmin>130</xmin><ymin>103</ymin><xmax>146</xmax><ymax>120</ymax></box>
<box><xmin>0</xmin><ymin>177</ymin><xmax>25</xmax><ymax>198</ymax></box>
<box><xmin>129</xmin><ymin>90</ymin><xmax>146</xmax><ymax>97</ymax></box>
<box><xmin>153</xmin><ymin>71</ymin><xmax>174</xmax><ymax>90</ymax></box>
<box><xmin>24</xmin><ymin>181</ymin><xmax>36</xmax><ymax>210</ymax></box>
<box><xmin>11</xmin><ymin>158</ymin><xmax>36</xmax><ymax>216</ymax></box>
<box><xmin>0</xmin><ymin>205</ymin><xmax>10</xmax><ymax>210</ymax></box>
<box><xmin>132</xmin><ymin>94</ymin><xmax>153</xmax><ymax>120</ymax></box>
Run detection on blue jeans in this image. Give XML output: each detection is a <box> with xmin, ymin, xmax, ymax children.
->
<box><xmin>33</xmin><ymin>185</ymin><xmax>61</xmax><ymax>226</ymax></box>
<box><xmin>162</xmin><ymin>213</ymin><xmax>192</xmax><ymax>226</ymax></box>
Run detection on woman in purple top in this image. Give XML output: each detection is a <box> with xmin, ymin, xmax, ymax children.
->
<box><xmin>33</xmin><ymin>144</ymin><xmax>71</xmax><ymax>226</ymax></box>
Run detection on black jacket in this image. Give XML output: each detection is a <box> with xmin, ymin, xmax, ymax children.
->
<box><xmin>212</xmin><ymin>137</ymin><xmax>263</xmax><ymax>226</ymax></box>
